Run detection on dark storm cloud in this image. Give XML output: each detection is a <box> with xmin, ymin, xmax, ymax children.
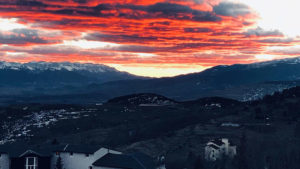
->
<box><xmin>93</xmin><ymin>4</ymin><xmax>111</xmax><ymax>11</ymax></box>
<box><xmin>257</xmin><ymin>38</ymin><xmax>294</xmax><ymax>43</ymax></box>
<box><xmin>1</xmin><ymin>45</ymin><xmax>116</xmax><ymax>57</ymax></box>
<box><xmin>0</xmin><ymin>29</ymin><xmax>52</xmax><ymax>45</ymax></box>
<box><xmin>149</xmin><ymin>21</ymin><xmax>171</xmax><ymax>26</ymax></box>
<box><xmin>73</xmin><ymin>0</ymin><xmax>87</xmax><ymax>4</ymax></box>
<box><xmin>213</xmin><ymin>2</ymin><xmax>251</xmax><ymax>17</ymax></box>
<box><xmin>16</xmin><ymin>0</ymin><xmax>48</xmax><ymax>7</ymax></box>
<box><xmin>112</xmin><ymin>2</ymin><xmax>221</xmax><ymax>22</ymax></box>
<box><xmin>52</xmin><ymin>4</ymin><xmax>112</xmax><ymax>17</ymax></box>
<box><xmin>85</xmin><ymin>33</ymin><xmax>158</xmax><ymax>43</ymax></box>
<box><xmin>184</xmin><ymin>27</ymin><xmax>213</xmax><ymax>33</ymax></box>
<box><xmin>0</xmin><ymin>0</ymin><xmax>48</xmax><ymax>8</ymax></box>
<box><xmin>145</xmin><ymin>3</ymin><xmax>221</xmax><ymax>22</ymax></box>
<box><xmin>147</xmin><ymin>2</ymin><xmax>192</xmax><ymax>14</ymax></box>
<box><xmin>0</xmin><ymin>1</ymin><xmax>221</xmax><ymax>23</ymax></box>
<box><xmin>245</xmin><ymin>27</ymin><xmax>283</xmax><ymax>37</ymax></box>
<box><xmin>0</xmin><ymin>1</ymin><xmax>112</xmax><ymax>17</ymax></box>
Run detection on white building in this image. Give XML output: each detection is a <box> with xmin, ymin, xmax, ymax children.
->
<box><xmin>0</xmin><ymin>153</ymin><xmax>10</xmax><ymax>169</ymax></box>
<box><xmin>51</xmin><ymin>144</ymin><xmax>122</xmax><ymax>169</ymax></box>
<box><xmin>205</xmin><ymin>138</ymin><xmax>236</xmax><ymax>161</ymax></box>
<box><xmin>0</xmin><ymin>144</ymin><xmax>156</xmax><ymax>169</ymax></box>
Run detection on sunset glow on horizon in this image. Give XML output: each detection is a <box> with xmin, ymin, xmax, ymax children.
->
<box><xmin>0</xmin><ymin>0</ymin><xmax>300</xmax><ymax>77</ymax></box>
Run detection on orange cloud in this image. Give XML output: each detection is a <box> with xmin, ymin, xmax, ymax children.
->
<box><xmin>0</xmin><ymin>0</ymin><xmax>298</xmax><ymax>76</ymax></box>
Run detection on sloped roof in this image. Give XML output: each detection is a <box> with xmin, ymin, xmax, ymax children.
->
<box><xmin>208</xmin><ymin>144</ymin><xmax>220</xmax><ymax>150</ymax></box>
<box><xmin>59</xmin><ymin>144</ymin><xmax>103</xmax><ymax>154</ymax></box>
<box><xmin>209</xmin><ymin>139</ymin><xmax>225</xmax><ymax>146</ymax></box>
<box><xmin>93</xmin><ymin>152</ymin><xmax>156</xmax><ymax>169</ymax></box>
<box><xmin>0</xmin><ymin>144</ymin><xmax>65</xmax><ymax>157</ymax></box>
<box><xmin>130</xmin><ymin>152</ymin><xmax>156</xmax><ymax>169</ymax></box>
<box><xmin>0</xmin><ymin>143</ymin><xmax>102</xmax><ymax>157</ymax></box>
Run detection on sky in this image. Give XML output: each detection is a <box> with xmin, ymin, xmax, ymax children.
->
<box><xmin>0</xmin><ymin>0</ymin><xmax>300</xmax><ymax>77</ymax></box>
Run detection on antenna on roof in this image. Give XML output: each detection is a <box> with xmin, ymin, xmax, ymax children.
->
<box><xmin>63</xmin><ymin>144</ymin><xmax>69</xmax><ymax>151</ymax></box>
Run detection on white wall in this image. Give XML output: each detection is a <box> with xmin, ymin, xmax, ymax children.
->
<box><xmin>221</xmin><ymin>138</ymin><xmax>229</xmax><ymax>154</ymax></box>
<box><xmin>0</xmin><ymin>154</ymin><xmax>9</xmax><ymax>169</ymax></box>
<box><xmin>205</xmin><ymin>140</ymin><xmax>237</xmax><ymax>161</ymax></box>
<box><xmin>205</xmin><ymin>146</ymin><xmax>220</xmax><ymax>161</ymax></box>
<box><xmin>228</xmin><ymin>146</ymin><xmax>237</xmax><ymax>158</ymax></box>
<box><xmin>51</xmin><ymin>148</ymin><xmax>122</xmax><ymax>169</ymax></box>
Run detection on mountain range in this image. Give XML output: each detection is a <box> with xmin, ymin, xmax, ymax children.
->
<box><xmin>1</xmin><ymin>57</ymin><xmax>300</xmax><ymax>104</ymax></box>
<box><xmin>0</xmin><ymin>61</ymin><xmax>141</xmax><ymax>87</ymax></box>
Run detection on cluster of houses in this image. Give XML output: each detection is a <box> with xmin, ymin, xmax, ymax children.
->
<box><xmin>0</xmin><ymin>138</ymin><xmax>236</xmax><ymax>169</ymax></box>
<box><xmin>0</xmin><ymin>144</ymin><xmax>158</xmax><ymax>169</ymax></box>
<box><xmin>205</xmin><ymin>138</ymin><xmax>237</xmax><ymax>161</ymax></box>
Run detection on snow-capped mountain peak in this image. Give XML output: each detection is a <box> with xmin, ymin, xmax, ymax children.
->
<box><xmin>0</xmin><ymin>61</ymin><xmax>119</xmax><ymax>73</ymax></box>
<box><xmin>247</xmin><ymin>57</ymin><xmax>300</xmax><ymax>69</ymax></box>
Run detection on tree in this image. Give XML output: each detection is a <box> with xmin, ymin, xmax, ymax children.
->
<box><xmin>295</xmin><ymin>121</ymin><xmax>300</xmax><ymax>138</ymax></box>
<box><xmin>56</xmin><ymin>156</ymin><xmax>63</xmax><ymax>169</ymax></box>
<box><xmin>255</xmin><ymin>108</ymin><xmax>264</xmax><ymax>120</ymax></box>
<box><xmin>238</xmin><ymin>131</ymin><xmax>248</xmax><ymax>169</ymax></box>
<box><xmin>194</xmin><ymin>156</ymin><xmax>204</xmax><ymax>169</ymax></box>
<box><xmin>52</xmin><ymin>138</ymin><xmax>59</xmax><ymax>145</ymax></box>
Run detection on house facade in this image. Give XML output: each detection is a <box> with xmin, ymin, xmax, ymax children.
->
<box><xmin>0</xmin><ymin>153</ymin><xmax>10</xmax><ymax>169</ymax></box>
<box><xmin>0</xmin><ymin>144</ymin><xmax>155</xmax><ymax>169</ymax></box>
<box><xmin>50</xmin><ymin>145</ymin><xmax>121</xmax><ymax>169</ymax></box>
<box><xmin>0</xmin><ymin>144</ymin><xmax>59</xmax><ymax>169</ymax></box>
<box><xmin>205</xmin><ymin>138</ymin><xmax>237</xmax><ymax>161</ymax></box>
<box><xmin>11</xmin><ymin>151</ymin><xmax>51</xmax><ymax>169</ymax></box>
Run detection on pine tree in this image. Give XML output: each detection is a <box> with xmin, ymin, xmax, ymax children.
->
<box><xmin>56</xmin><ymin>156</ymin><xmax>63</xmax><ymax>169</ymax></box>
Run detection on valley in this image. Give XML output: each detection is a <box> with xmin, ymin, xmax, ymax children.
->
<box><xmin>1</xmin><ymin>87</ymin><xmax>300</xmax><ymax>169</ymax></box>
<box><xmin>2</xmin><ymin>58</ymin><xmax>300</xmax><ymax>105</ymax></box>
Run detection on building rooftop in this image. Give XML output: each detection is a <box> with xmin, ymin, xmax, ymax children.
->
<box><xmin>209</xmin><ymin>139</ymin><xmax>225</xmax><ymax>146</ymax></box>
<box><xmin>93</xmin><ymin>152</ymin><xmax>156</xmax><ymax>169</ymax></box>
<box><xmin>0</xmin><ymin>144</ymin><xmax>65</xmax><ymax>157</ymax></box>
<box><xmin>57</xmin><ymin>144</ymin><xmax>103</xmax><ymax>154</ymax></box>
<box><xmin>0</xmin><ymin>143</ymin><xmax>103</xmax><ymax>157</ymax></box>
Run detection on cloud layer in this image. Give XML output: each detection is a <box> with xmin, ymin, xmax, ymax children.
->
<box><xmin>0</xmin><ymin>0</ymin><xmax>299</xmax><ymax>77</ymax></box>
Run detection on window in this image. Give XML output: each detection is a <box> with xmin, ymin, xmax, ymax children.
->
<box><xmin>26</xmin><ymin>157</ymin><xmax>38</xmax><ymax>169</ymax></box>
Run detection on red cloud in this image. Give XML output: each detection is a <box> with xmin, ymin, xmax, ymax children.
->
<box><xmin>0</xmin><ymin>0</ymin><xmax>298</xmax><ymax>76</ymax></box>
